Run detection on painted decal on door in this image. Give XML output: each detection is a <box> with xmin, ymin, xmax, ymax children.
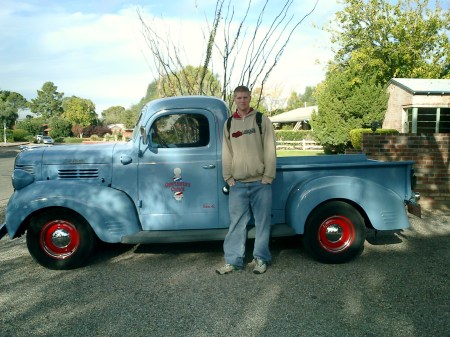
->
<box><xmin>164</xmin><ymin>167</ymin><xmax>191</xmax><ymax>201</ymax></box>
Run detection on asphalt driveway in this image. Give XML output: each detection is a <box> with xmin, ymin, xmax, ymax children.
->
<box><xmin>0</xmin><ymin>145</ymin><xmax>449</xmax><ymax>337</ymax></box>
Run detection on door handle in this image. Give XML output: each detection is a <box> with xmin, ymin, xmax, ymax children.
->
<box><xmin>121</xmin><ymin>155</ymin><xmax>132</xmax><ymax>165</ymax></box>
<box><xmin>202</xmin><ymin>164</ymin><xmax>216</xmax><ymax>169</ymax></box>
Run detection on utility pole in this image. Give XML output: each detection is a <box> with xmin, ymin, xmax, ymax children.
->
<box><xmin>3</xmin><ymin>121</ymin><xmax>6</xmax><ymax>144</ymax></box>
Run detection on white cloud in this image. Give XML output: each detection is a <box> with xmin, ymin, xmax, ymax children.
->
<box><xmin>0</xmin><ymin>0</ymin><xmax>343</xmax><ymax>113</ymax></box>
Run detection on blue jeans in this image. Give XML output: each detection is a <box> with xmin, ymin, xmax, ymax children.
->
<box><xmin>224</xmin><ymin>181</ymin><xmax>272</xmax><ymax>268</ymax></box>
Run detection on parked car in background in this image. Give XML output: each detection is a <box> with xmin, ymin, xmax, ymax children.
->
<box><xmin>41</xmin><ymin>136</ymin><xmax>54</xmax><ymax>144</ymax></box>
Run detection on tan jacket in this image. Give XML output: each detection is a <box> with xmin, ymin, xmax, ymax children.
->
<box><xmin>222</xmin><ymin>110</ymin><xmax>276</xmax><ymax>184</ymax></box>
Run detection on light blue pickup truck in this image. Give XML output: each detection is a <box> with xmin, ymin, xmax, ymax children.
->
<box><xmin>0</xmin><ymin>96</ymin><xmax>421</xmax><ymax>269</ymax></box>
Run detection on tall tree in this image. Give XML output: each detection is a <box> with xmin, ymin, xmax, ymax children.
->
<box><xmin>62</xmin><ymin>96</ymin><xmax>97</xmax><ymax>137</ymax></box>
<box><xmin>0</xmin><ymin>91</ymin><xmax>28</xmax><ymax>110</ymax></box>
<box><xmin>286</xmin><ymin>91</ymin><xmax>303</xmax><ymax>111</ymax></box>
<box><xmin>328</xmin><ymin>0</ymin><xmax>450</xmax><ymax>83</ymax></box>
<box><xmin>157</xmin><ymin>65</ymin><xmax>222</xmax><ymax>97</ymax></box>
<box><xmin>0</xmin><ymin>90</ymin><xmax>28</xmax><ymax>128</ymax></box>
<box><xmin>300</xmin><ymin>86</ymin><xmax>317</xmax><ymax>106</ymax></box>
<box><xmin>261</xmin><ymin>85</ymin><xmax>285</xmax><ymax>116</ymax></box>
<box><xmin>138</xmin><ymin>0</ymin><xmax>318</xmax><ymax>109</ymax></box>
<box><xmin>0</xmin><ymin>100</ymin><xmax>17</xmax><ymax>129</ymax></box>
<box><xmin>122</xmin><ymin>108</ymin><xmax>139</xmax><ymax>129</ymax></box>
<box><xmin>101</xmin><ymin>106</ymin><xmax>127</xmax><ymax>125</ymax></box>
<box><xmin>30</xmin><ymin>82</ymin><xmax>64</xmax><ymax>119</ymax></box>
<box><xmin>312</xmin><ymin>71</ymin><xmax>388</xmax><ymax>153</ymax></box>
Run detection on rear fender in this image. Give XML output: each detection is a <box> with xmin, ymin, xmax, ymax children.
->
<box><xmin>286</xmin><ymin>176</ymin><xmax>410</xmax><ymax>234</ymax></box>
<box><xmin>5</xmin><ymin>180</ymin><xmax>141</xmax><ymax>242</ymax></box>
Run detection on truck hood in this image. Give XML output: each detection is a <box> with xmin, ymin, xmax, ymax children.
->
<box><xmin>13</xmin><ymin>143</ymin><xmax>124</xmax><ymax>189</ymax></box>
<box><xmin>40</xmin><ymin>143</ymin><xmax>117</xmax><ymax>164</ymax></box>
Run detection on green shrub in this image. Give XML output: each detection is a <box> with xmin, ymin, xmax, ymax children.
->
<box><xmin>26</xmin><ymin>135</ymin><xmax>36</xmax><ymax>143</ymax></box>
<box><xmin>350</xmin><ymin>128</ymin><xmax>399</xmax><ymax>150</ymax></box>
<box><xmin>275</xmin><ymin>130</ymin><xmax>313</xmax><ymax>141</ymax></box>
<box><xmin>12</xmin><ymin>129</ymin><xmax>30</xmax><ymax>141</ymax></box>
<box><xmin>63</xmin><ymin>137</ymin><xmax>83</xmax><ymax>143</ymax></box>
<box><xmin>90</xmin><ymin>134</ymin><xmax>100</xmax><ymax>141</ymax></box>
<box><xmin>281</xmin><ymin>124</ymin><xmax>294</xmax><ymax>130</ymax></box>
<box><xmin>104</xmin><ymin>133</ymin><xmax>112</xmax><ymax>142</ymax></box>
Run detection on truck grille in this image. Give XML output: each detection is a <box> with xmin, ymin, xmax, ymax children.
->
<box><xmin>15</xmin><ymin>164</ymin><xmax>35</xmax><ymax>175</ymax></box>
<box><xmin>58</xmin><ymin>169</ymin><xmax>99</xmax><ymax>179</ymax></box>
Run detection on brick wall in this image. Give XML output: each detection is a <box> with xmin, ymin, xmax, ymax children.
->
<box><xmin>361</xmin><ymin>133</ymin><xmax>450</xmax><ymax>210</ymax></box>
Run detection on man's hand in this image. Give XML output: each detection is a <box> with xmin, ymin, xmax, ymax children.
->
<box><xmin>227</xmin><ymin>178</ymin><xmax>236</xmax><ymax>187</ymax></box>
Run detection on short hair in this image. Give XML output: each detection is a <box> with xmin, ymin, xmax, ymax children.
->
<box><xmin>233</xmin><ymin>86</ymin><xmax>251</xmax><ymax>95</ymax></box>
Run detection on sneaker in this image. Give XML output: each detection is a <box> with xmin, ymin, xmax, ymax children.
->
<box><xmin>216</xmin><ymin>263</ymin><xmax>240</xmax><ymax>275</ymax></box>
<box><xmin>252</xmin><ymin>258</ymin><xmax>267</xmax><ymax>274</ymax></box>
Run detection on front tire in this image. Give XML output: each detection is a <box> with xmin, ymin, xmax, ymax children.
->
<box><xmin>303</xmin><ymin>201</ymin><xmax>366</xmax><ymax>264</ymax></box>
<box><xmin>26</xmin><ymin>210</ymin><xmax>96</xmax><ymax>269</ymax></box>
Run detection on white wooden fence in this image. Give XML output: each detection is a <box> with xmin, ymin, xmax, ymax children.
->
<box><xmin>276</xmin><ymin>140</ymin><xmax>323</xmax><ymax>150</ymax></box>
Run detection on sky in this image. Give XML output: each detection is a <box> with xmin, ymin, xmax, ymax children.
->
<box><xmin>0</xmin><ymin>0</ymin><xmax>343</xmax><ymax>113</ymax></box>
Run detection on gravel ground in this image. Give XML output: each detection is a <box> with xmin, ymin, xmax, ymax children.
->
<box><xmin>1</xmin><ymin>202</ymin><xmax>449</xmax><ymax>337</ymax></box>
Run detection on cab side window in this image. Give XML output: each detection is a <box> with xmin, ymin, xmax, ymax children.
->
<box><xmin>150</xmin><ymin>113</ymin><xmax>209</xmax><ymax>148</ymax></box>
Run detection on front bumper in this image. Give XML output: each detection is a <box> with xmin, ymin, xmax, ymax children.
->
<box><xmin>0</xmin><ymin>223</ymin><xmax>7</xmax><ymax>240</ymax></box>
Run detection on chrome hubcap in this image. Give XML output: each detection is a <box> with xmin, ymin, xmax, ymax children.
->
<box><xmin>50</xmin><ymin>228</ymin><xmax>71</xmax><ymax>248</ymax></box>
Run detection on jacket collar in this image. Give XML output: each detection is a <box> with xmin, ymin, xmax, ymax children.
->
<box><xmin>233</xmin><ymin>108</ymin><xmax>254</xmax><ymax>119</ymax></box>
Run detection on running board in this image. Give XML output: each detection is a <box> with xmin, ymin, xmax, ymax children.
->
<box><xmin>121</xmin><ymin>224</ymin><xmax>295</xmax><ymax>244</ymax></box>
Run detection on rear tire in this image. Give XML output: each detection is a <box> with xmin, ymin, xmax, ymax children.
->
<box><xmin>303</xmin><ymin>201</ymin><xmax>366</xmax><ymax>263</ymax></box>
<box><xmin>26</xmin><ymin>210</ymin><xmax>96</xmax><ymax>269</ymax></box>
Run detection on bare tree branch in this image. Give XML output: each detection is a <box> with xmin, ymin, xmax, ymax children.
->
<box><xmin>138</xmin><ymin>0</ymin><xmax>318</xmax><ymax>110</ymax></box>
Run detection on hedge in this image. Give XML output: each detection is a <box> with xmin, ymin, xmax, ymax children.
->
<box><xmin>350</xmin><ymin>128</ymin><xmax>399</xmax><ymax>150</ymax></box>
<box><xmin>12</xmin><ymin>129</ymin><xmax>30</xmax><ymax>141</ymax></box>
<box><xmin>275</xmin><ymin>130</ymin><xmax>313</xmax><ymax>141</ymax></box>
<box><xmin>63</xmin><ymin>137</ymin><xmax>84</xmax><ymax>143</ymax></box>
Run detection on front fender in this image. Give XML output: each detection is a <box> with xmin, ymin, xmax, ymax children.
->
<box><xmin>286</xmin><ymin>176</ymin><xmax>410</xmax><ymax>233</ymax></box>
<box><xmin>5</xmin><ymin>180</ymin><xmax>141</xmax><ymax>242</ymax></box>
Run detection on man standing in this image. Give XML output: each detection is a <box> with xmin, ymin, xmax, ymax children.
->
<box><xmin>216</xmin><ymin>86</ymin><xmax>277</xmax><ymax>275</ymax></box>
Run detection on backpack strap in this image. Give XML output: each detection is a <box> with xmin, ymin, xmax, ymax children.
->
<box><xmin>227</xmin><ymin>111</ymin><xmax>263</xmax><ymax>138</ymax></box>
<box><xmin>226</xmin><ymin>116</ymin><xmax>232</xmax><ymax>138</ymax></box>
<box><xmin>255</xmin><ymin>111</ymin><xmax>262</xmax><ymax>135</ymax></box>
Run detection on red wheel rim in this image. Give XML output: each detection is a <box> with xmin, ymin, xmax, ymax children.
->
<box><xmin>40</xmin><ymin>220</ymin><xmax>80</xmax><ymax>259</ymax></box>
<box><xmin>318</xmin><ymin>215</ymin><xmax>355</xmax><ymax>253</ymax></box>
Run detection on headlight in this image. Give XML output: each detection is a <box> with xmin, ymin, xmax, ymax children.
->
<box><xmin>12</xmin><ymin>169</ymin><xmax>35</xmax><ymax>190</ymax></box>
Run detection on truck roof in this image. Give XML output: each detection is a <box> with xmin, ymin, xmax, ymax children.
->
<box><xmin>143</xmin><ymin>95</ymin><xmax>229</xmax><ymax>115</ymax></box>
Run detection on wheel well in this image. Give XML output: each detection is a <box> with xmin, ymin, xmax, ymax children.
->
<box><xmin>307</xmin><ymin>198</ymin><xmax>372</xmax><ymax>229</ymax></box>
<box><xmin>15</xmin><ymin>207</ymin><xmax>90</xmax><ymax>239</ymax></box>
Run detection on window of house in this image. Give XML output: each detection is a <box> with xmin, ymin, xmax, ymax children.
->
<box><xmin>150</xmin><ymin>113</ymin><xmax>210</xmax><ymax>148</ymax></box>
<box><xmin>417</xmin><ymin>108</ymin><xmax>437</xmax><ymax>133</ymax></box>
<box><xmin>439</xmin><ymin>108</ymin><xmax>450</xmax><ymax>133</ymax></box>
<box><xmin>407</xmin><ymin>107</ymin><xmax>450</xmax><ymax>133</ymax></box>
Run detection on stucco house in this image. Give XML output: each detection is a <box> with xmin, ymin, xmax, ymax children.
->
<box><xmin>383</xmin><ymin>78</ymin><xmax>450</xmax><ymax>133</ymax></box>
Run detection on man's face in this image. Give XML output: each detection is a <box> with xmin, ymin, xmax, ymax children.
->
<box><xmin>234</xmin><ymin>91</ymin><xmax>251</xmax><ymax>111</ymax></box>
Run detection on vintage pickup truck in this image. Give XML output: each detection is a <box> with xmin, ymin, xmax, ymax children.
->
<box><xmin>0</xmin><ymin>96</ymin><xmax>420</xmax><ymax>269</ymax></box>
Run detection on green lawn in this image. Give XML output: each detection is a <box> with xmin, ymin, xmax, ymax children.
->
<box><xmin>276</xmin><ymin>149</ymin><xmax>324</xmax><ymax>157</ymax></box>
